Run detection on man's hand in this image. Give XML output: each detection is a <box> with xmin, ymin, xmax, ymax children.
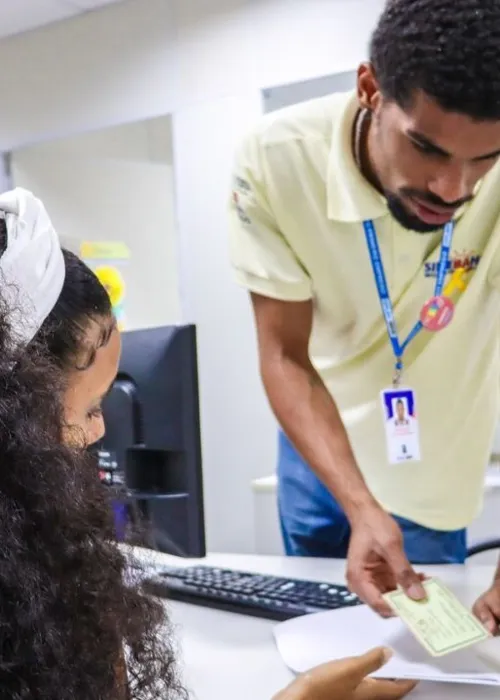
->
<box><xmin>473</xmin><ymin>579</ymin><xmax>500</xmax><ymax>636</ymax></box>
<box><xmin>346</xmin><ymin>506</ymin><xmax>427</xmax><ymax>616</ymax></box>
<box><xmin>273</xmin><ymin>647</ymin><xmax>417</xmax><ymax>700</ymax></box>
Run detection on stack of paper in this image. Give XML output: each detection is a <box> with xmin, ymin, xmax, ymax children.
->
<box><xmin>273</xmin><ymin>604</ymin><xmax>500</xmax><ymax>693</ymax></box>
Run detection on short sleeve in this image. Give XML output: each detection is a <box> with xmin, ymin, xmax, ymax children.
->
<box><xmin>227</xmin><ymin>132</ymin><xmax>312</xmax><ymax>302</ymax></box>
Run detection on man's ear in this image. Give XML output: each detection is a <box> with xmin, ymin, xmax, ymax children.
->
<box><xmin>356</xmin><ymin>63</ymin><xmax>382</xmax><ymax>113</ymax></box>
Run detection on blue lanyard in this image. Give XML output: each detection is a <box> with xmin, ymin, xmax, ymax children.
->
<box><xmin>363</xmin><ymin>219</ymin><xmax>455</xmax><ymax>377</ymax></box>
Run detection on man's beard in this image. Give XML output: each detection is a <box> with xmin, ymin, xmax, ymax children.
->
<box><xmin>385</xmin><ymin>190</ymin><xmax>473</xmax><ymax>234</ymax></box>
<box><xmin>386</xmin><ymin>193</ymin><xmax>442</xmax><ymax>233</ymax></box>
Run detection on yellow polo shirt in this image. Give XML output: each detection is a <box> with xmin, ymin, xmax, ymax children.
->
<box><xmin>228</xmin><ymin>90</ymin><xmax>500</xmax><ymax>531</ymax></box>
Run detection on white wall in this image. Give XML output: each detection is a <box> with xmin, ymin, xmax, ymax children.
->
<box><xmin>12</xmin><ymin>117</ymin><xmax>181</xmax><ymax>330</ymax></box>
<box><xmin>0</xmin><ymin>0</ymin><xmax>385</xmax><ymax>553</ymax></box>
<box><xmin>263</xmin><ymin>71</ymin><xmax>357</xmax><ymax>114</ymax></box>
<box><xmin>0</xmin><ymin>0</ymin><xmax>384</xmax><ymax>149</ymax></box>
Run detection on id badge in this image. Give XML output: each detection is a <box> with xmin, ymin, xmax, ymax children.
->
<box><xmin>380</xmin><ymin>387</ymin><xmax>421</xmax><ymax>464</ymax></box>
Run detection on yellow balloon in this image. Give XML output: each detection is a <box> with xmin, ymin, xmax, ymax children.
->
<box><xmin>95</xmin><ymin>265</ymin><xmax>126</xmax><ymax>307</ymax></box>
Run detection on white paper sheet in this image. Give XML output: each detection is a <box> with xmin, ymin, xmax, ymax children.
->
<box><xmin>273</xmin><ymin>604</ymin><xmax>500</xmax><ymax>689</ymax></box>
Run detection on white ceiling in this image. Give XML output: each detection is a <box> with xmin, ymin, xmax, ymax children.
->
<box><xmin>0</xmin><ymin>0</ymin><xmax>128</xmax><ymax>40</ymax></box>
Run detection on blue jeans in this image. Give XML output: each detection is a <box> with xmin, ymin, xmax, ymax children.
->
<box><xmin>277</xmin><ymin>431</ymin><xmax>467</xmax><ymax>564</ymax></box>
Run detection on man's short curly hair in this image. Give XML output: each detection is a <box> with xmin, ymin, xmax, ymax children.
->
<box><xmin>369</xmin><ymin>0</ymin><xmax>500</xmax><ymax>120</ymax></box>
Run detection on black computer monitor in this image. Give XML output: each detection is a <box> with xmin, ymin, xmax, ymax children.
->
<box><xmin>98</xmin><ymin>324</ymin><xmax>206</xmax><ymax>558</ymax></box>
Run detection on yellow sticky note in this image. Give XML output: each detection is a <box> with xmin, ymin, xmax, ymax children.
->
<box><xmin>80</xmin><ymin>241</ymin><xmax>130</xmax><ymax>260</ymax></box>
<box><xmin>384</xmin><ymin>578</ymin><xmax>491</xmax><ymax>657</ymax></box>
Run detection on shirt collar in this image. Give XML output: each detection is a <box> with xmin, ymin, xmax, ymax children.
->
<box><xmin>327</xmin><ymin>91</ymin><xmax>388</xmax><ymax>223</ymax></box>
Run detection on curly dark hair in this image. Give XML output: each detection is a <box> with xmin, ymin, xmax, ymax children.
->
<box><xmin>0</xmin><ymin>221</ymin><xmax>187</xmax><ymax>699</ymax></box>
<box><xmin>370</xmin><ymin>0</ymin><xmax>500</xmax><ymax>119</ymax></box>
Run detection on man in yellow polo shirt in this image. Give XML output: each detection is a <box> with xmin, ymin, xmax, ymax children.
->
<box><xmin>228</xmin><ymin>0</ymin><xmax>500</xmax><ymax>632</ymax></box>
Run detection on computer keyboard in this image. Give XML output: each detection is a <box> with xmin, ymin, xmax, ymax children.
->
<box><xmin>141</xmin><ymin>564</ymin><xmax>363</xmax><ymax>621</ymax></box>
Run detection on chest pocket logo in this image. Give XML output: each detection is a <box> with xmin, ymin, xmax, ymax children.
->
<box><xmin>424</xmin><ymin>252</ymin><xmax>481</xmax><ymax>278</ymax></box>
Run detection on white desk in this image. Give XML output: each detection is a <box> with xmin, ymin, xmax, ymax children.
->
<box><xmin>131</xmin><ymin>549</ymin><xmax>500</xmax><ymax>700</ymax></box>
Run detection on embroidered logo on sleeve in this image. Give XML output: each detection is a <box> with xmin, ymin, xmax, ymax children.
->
<box><xmin>235</xmin><ymin>176</ymin><xmax>251</xmax><ymax>194</ymax></box>
<box><xmin>232</xmin><ymin>189</ymin><xmax>252</xmax><ymax>225</ymax></box>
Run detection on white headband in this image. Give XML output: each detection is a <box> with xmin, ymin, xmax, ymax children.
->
<box><xmin>0</xmin><ymin>188</ymin><xmax>65</xmax><ymax>345</ymax></box>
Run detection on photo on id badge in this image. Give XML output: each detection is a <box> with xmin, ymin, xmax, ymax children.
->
<box><xmin>381</xmin><ymin>388</ymin><xmax>421</xmax><ymax>464</ymax></box>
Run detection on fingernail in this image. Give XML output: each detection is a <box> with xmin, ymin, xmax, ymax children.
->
<box><xmin>382</xmin><ymin>648</ymin><xmax>394</xmax><ymax>663</ymax></box>
<box><xmin>408</xmin><ymin>584</ymin><xmax>426</xmax><ymax>600</ymax></box>
<box><xmin>478</xmin><ymin>617</ymin><xmax>494</xmax><ymax>634</ymax></box>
